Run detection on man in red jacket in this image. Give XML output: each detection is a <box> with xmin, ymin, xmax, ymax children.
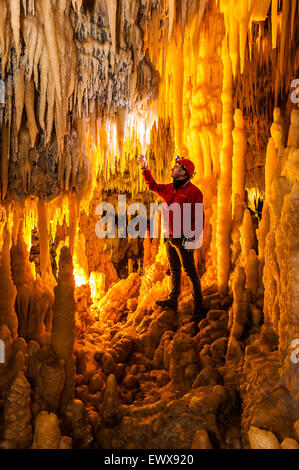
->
<box><xmin>138</xmin><ymin>154</ymin><xmax>204</xmax><ymax>321</ymax></box>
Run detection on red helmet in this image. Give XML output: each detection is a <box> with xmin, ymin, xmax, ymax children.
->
<box><xmin>175</xmin><ymin>156</ymin><xmax>195</xmax><ymax>178</ymax></box>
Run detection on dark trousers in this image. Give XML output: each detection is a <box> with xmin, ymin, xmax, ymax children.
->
<box><xmin>165</xmin><ymin>238</ymin><xmax>202</xmax><ymax>305</ymax></box>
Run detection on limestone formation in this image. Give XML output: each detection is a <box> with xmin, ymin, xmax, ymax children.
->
<box><xmin>0</xmin><ymin>0</ymin><xmax>297</xmax><ymax>452</ymax></box>
<box><xmin>32</xmin><ymin>411</ymin><xmax>61</xmax><ymax>449</ymax></box>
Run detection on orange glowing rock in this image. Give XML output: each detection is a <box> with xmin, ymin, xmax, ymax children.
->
<box><xmin>97</xmin><ymin>273</ymin><xmax>141</xmax><ymax>323</ymax></box>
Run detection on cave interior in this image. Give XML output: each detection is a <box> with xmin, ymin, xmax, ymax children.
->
<box><xmin>0</xmin><ymin>0</ymin><xmax>299</xmax><ymax>450</ymax></box>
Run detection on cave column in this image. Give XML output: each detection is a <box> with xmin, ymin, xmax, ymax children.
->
<box><xmin>232</xmin><ymin>109</ymin><xmax>246</xmax><ymax>213</ymax></box>
<box><xmin>216</xmin><ymin>39</ymin><xmax>233</xmax><ymax>295</ymax></box>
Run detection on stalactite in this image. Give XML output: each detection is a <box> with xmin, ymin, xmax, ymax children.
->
<box><xmin>33</xmin><ymin>24</ymin><xmax>45</xmax><ymax>89</ymax></box>
<box><xmin>275</xmin><ymin>110</ymin><xmax>299</xmax><ymax>404</ymax></box>
<box><xmin>0</xmin><ymin>0</ymin><xmax>8</xmax><ymax>57</ymax></box>
<box><xmin>279</xmin><ymin>0</ymin><xmax>289</xmax><ymax>75</ymax></box>
<box><xmin>168</xmin><ymin>0</ymin><xmax>175</xmax><ymax>40</ymax></box>
<box><xmin>10</xmin><ymin>221</ymin><xmax>54</xmax><ymax>342</ymax></box>
<box><xmin>170</xmin><ymin>41</ymin><xmax>184</xmax><ymax>153</ymax></box>
<box><xmin>32</xmin><ymin>411</ymin><xmax>61</xmax><ymax>449</ymax></box>
<box><xmin>261</xmin><ymin>106</ymin><xmax>287</xmax><ymax>330</ymax></box>
<box><xmin>71</xmin><ymin>0</ymin><xmax>82</xmax><ymax>14</ymax></box>
<box><xmin>271</xmin><ymin>0</ymin><xmax>278</xmax><ymax>49</ymax></box>
<box><xmin>216</xmin><ymin>39</ymin><xmax>233</xmax><ymax>295</ymax></box>
<box><xmin>10</xmin><ymin>0</ymin><xmax>21</xmax><ymax>63</ymax></box>
<box><xmin>116</xmin><ymin>107</ymin><xmax>127</xmax><ymax>158</ymax></box>
<box><xmin>22</xmin><ymin>14</ymin><xmax>38</xmax><ymax>81</ymax></box>
<box><xmin>40</xmin><ymin>0</ymin><xmax>62</xmax><ymax>105</ymax></box>
<box><xmin>181</xmin><ymin>0</ymin><xmax>187</xmax><ymax>46</ymax></box>
<box><xmin>38</xmin><ymin>45</ymin><xmax>48</xmax><ymax>132</ymax></box>
<box><xmin>1</xmin><ymin>9</ymin><xmax>11</xmax><ymax>76</ymax></box>
<box><xmin>46</xmin><ymin>69</ymin><xmax>55</xmax><ymax>144</ymax></box>
<box><xmin>13</xmin><ymin>62</ymin><xmax>26</xmax><ymax>138</ymax></box>
<box><xmin>24</xmin><ymin>77</ymin><xmax>38</xmax><ymax>147</ymax></box>
<box><xmin>240</xmin><ymin>209</ymin><xmax>254</xmax><ymax>259</ymax></box>
<box><xmin>105</xmin><ymin>0</ymin><xmax>117</xmax><ymax>69</ymax></box>
<box><xmin>232</xmin><ymin>109</ymin><xmax>246</xmax><ymax>213</ymax></box>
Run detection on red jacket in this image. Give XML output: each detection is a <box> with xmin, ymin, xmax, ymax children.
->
<box><xmin>142</xmin><ymin>168</ymin><xmax>204</xmax><ymax>240</ymax></box>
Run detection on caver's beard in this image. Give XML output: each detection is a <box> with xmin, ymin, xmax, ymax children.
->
<box><xmin>171</xmin><ymin>170</ymin><xmax>181</xmax><ymax>181</ymax></box>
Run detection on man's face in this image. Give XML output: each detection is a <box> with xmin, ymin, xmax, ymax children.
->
<box><xmin>171</xmin><ymin>162</ymin><xmax>183</xmax><ymax>180</ymax></box>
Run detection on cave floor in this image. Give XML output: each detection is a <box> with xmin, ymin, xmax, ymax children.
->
<box><xmin>70</xmin><ymin>286</ymin><xmax>297</xmax><ymax>450</ymax></box>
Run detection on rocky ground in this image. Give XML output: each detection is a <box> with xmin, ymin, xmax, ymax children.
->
<box><xmin>1</xmin><ymin>261</ymin><xmax>299</xmax><ymax>450</ymax></box>
<box><xmin>68</xmin><ymin>276</ymin><xmax>299</xmax><ymax>450</ymax></box>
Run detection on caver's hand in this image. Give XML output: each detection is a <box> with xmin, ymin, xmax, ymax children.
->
<box><xmin>137</xmin><ymin>154</ymin><xmax>148</xmax><ymax>169</ymax></box>
<box><xmin>183</xmin><ymin>238</ymin><xmax>196</xmax><ymax>252</ymax></box>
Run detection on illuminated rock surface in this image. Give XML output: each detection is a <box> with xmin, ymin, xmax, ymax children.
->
<box><xmin>0</xmin><ymin>0</ymin><xmax>298</xmax><ymax>450</ymax></box>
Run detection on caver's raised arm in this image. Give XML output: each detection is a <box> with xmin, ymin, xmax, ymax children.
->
<box><xmin>141</xmin><ymin>168</ymin><xmax>169</xmax><ymax>200</ymax></box>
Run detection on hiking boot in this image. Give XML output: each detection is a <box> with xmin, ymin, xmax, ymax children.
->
<box><xmin>155</xmin><ymin>298</ymin><xmax>178</xmax><ymax>311</ymax></box>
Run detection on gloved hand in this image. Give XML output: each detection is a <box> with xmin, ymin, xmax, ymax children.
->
<box><xmin>137</xmin><ymin>154</ymin><xmax>148</xmax><ymax>169</ymax></box>
<box><xmin>182</xmin><ymin>237</ymin><xmax>196</xmax><ymax>251</ymax></box>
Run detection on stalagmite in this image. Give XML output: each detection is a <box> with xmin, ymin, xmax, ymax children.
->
<box><xmin>32</xmin><ymin>411</ymin><xmax>61</xmax><ymax>449</ymax></box>
<box><xmin>240</xmin><ymin>209</ymin><xmax>254</xmax><ymax>259</ymax></box>
<box><xmin>245</xmin><ymin>249</ymin><xmax>258</xmax><ymax>301</ymax></box>
<box><xmin>280</xmin><ymin>438</ymin><xmax>299</xmax><ymax>450</ymax></box>
<box><xmin>102</xmin><ymin>374</ymin><xmax>120</xmax><ymax>423</ymax></box>
<box><xmin>4</xmin><ymin>372</ymin><xmax>32</xmax><ymax>448</ymax></box>
<box><xmin>248</xmin><ymin>426</ymin><xmax>280</xmax><ymax>449</ymax></box>
<box><xmin>236</xmin><ymin>0</ymin><xmax>251</xmax><ymax>74</ymax></box>
<box><xmin>251</xmin><ymin>0</ymin><xmax>271</xmax><ymax>22</ymax></box>
<box><xmin>51</xmin><ymin>246</ymin><xmax>76</xmax><ymax>410</ymax></box>
<box><xmin>37</xmin><ymin>199</ymin><xmax>53</xmax><ymax>281</ymax></box>
<box><xmin>191</xmin><ymin>429</ymin><xmax>213</xmax><ymax>449</ymax></box>
<box><xmin>0</xmin><ymin>228</ymin><xmax>18</xmax><ymax>339</ymax></box>
<box><xmin>33</xmin><ymin>24</ymin><xmax>45</xmax><ymax>89</ymax></box>
<box><xmin>10</xmin><ymin>223</ymin><xmax>53</xmax><ymax>342</ymax></box>
<box><xmin>1</xmin><ymin>125</ymin><xmax>9</xmax><ymax>199</ymax></box>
